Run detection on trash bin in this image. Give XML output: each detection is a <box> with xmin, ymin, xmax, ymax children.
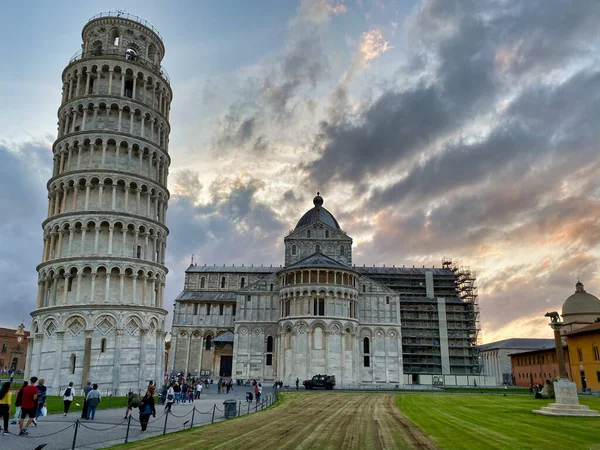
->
<box><xmin>223</xmin><ymin>399</ymin><xmax>237</xmax><ymax>419</ymax></box>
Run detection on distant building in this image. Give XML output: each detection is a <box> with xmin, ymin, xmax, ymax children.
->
<box><xmin>561</xmin><ymin>281</ymin><xmax>600</xmax><ymax>333</ymax></box>
<box><xmin>508</xmin><ymin>281</ymin><xmax>600</xmax><ymax>389</ymax></box>
<box><xmin>564</xmin><ymin>323</ymin><xmax>600</xmax><ymax>391</ymax></box>
<box><xmin>0</xmin><ymin>325</ymin><xmax>30</xmax><ymax>374</ymax></box>
<box><xmin>509</xmin><ymin>346</ymin><xmax>571</xmax><ymax>387</ymax></box>
<box><xmin>169</xmin><ymin>194</ymin><xmax>482</xmax><ymax>387</ymax></box>
<box><xmin>479</xmin><ymin>338</ymin><xmax>554</xmax><ymax>385</ymax></box>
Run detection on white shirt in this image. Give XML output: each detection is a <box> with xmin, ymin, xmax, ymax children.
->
<box><xmin>196</xmin><ymin>384</ymin><xmax>202</xmax><ymax>392</ymax></box>
<box><xmin>63</xmin><ymin>387</ymin><xmax>74</xmax><ymax>401</ymax></box>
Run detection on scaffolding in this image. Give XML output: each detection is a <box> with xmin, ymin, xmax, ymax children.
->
<box><xmin>445</xmin><ymin>257</ymin><xmax>482</xmax><ymax>374</ymax></box>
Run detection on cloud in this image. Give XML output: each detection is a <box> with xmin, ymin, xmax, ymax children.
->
<box><xmin>163</xmin><ymin>172</ymin><xmax>287</xmax><ymax>313</ymax></box>
<box><xmin>355</xmin><ymin>29</ymin><xmax>392</xmax><ymax>70</ymax></box>
<box><xmin>296</xmin><ymin>0</ymin><xmax>347</xmax><ymax>24</ymax></box>
<box><xmin>0</xmin><ymin>140</ymin><xmax>53</xmax><ymax>328</ymax></box>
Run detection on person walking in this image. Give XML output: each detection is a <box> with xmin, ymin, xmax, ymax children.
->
<box><xmin>11</xmin><ymin>381</ymin><xmax>27</xmax><ymax>425</ymax></box>
<box><xmin>62</xmin><ymin>382</ymin><xmax>74</xmax><ymax>417</ymax></box>
<box><xmin>81</xmin><ymin>381</ymin><xmax>92</xmax><ymax>419</ymax></box>
<box><xmin>0</xmin><ymin>382</ymin><xmax>12</xmax><ymax>435</ymax></box>
<box><xmin>85</xmin><ymin>384</ymin><xmax>101</xmax><ymax>420</ymax></box>
<box><xmin>124</xmin><ymin>391</ymin><xmax>140</xmax><ymax>419</ymax></box>
<box><xmin>138</xmin><ymin>390</ymin><xmax>156</xmax><ymax>432</ymax></box>
<box><xmin>296</xmin><ymin>378</ymin><xmax>299</xmax><ymax>390</ymax></box>
<box><xmin>164</xmin><ymin>384</ymin><xmax>175</xmax><ymax>413</ymax></box>
<box><xmin>195</xmin><ymin>382</ymin><xmax>202</xmax><ymax>399</ymax></box>
<box><xmin>19</xmin><ymin>376</ymin><xmax>39</xmax><ymax>436</ymax></box>
<box><xmin>33</xmin><ymin>378</ymin><xmax>47</xmax><ymax>425</ymax></box>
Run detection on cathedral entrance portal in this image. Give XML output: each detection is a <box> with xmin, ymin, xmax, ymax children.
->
<box><xmin>220</xmin><ymin>356</ymin><xmax>232</xmax><ymax>377</ymax></box>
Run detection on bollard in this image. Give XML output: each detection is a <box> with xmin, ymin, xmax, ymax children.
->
<box><xmin>211</xmin><ymin>404</ymin><xmax>216</xmax><ymax>423</ymax></box>
<box><xmin>71</xmin><ymin>419</ymin><xmax>79</xmax><ymax>450</ymax></box>
<box><xmin>125</xmin><ymin>415</ymin><xmax>132</xmax><ymax>443</ymax></box>
<box><xmin>191</xmin><ymin>407</ymin><xmax>196</xmax><ymax>428</ymax></box>
<box><xmin>248</xmin><ymin>402</ymin><xmax>250</xmax><ymax>414</ymax></box>
<box><xmin>163</xmin><ymin>409</ymin><xmax>169</xmax><ymax>434</ymax></box>
<box><xmin>238</xmin><ymin>401</ymin><xmax>241</xmax><ymax>417</ymax></box>
<box><xmin>255</xmin><ymin>401</ymin><xmax>258</xmax><ymax>412</ymax></box>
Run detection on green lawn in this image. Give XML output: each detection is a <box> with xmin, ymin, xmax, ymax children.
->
<box><xmin>396</xmin><ymin>394</ymin><xmax>600</xmax><ymax>450</ymax></box>
<box><xmin>6</xmin><ymin>394</ymin><xmax>129</xmax><ymax>415</ymax></box>
<box><xmin>442</xmin><ymin>387</ymin><xmax>529</xmax><ymax>395</ymax></box>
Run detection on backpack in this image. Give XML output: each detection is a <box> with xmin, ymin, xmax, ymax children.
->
<box><xmin>130</xmin><ymin>397</ymin><xmax>141</xmax><ymax>408</ymax></box>
<box><xmin>64</xmin><ymin>388</ymin><xmax>72</xmax><ymax>398</ymax></box>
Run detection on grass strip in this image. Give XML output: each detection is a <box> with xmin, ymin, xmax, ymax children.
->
<box><xmin>396</xmin><ymin>393</ymin><xmax>600</xmax><ymax>450</ymax></box>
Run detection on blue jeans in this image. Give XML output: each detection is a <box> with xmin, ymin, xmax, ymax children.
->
<box><xmin>88</xmin><ymin>406</ymin><xmax>97</xmax><ymax>420</ymax></box>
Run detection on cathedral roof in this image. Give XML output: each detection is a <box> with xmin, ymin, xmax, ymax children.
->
<box><xmin>175</xmin><ymin>291</ymin><xmax>237</xmax><ymax>302</ymax></box>
<box><xmin>186</xmin><ymin>265</ymin><xmax>277</xmax><ymax>274</ymax></box>
<box><xmin>295</xmin><ymin>193</ymin><xmax>341</xmax><ymax>230</ymax></box>
<box><xmin>282</xmin><ymin>252</ymin><xmax>355</xmax><ymax>272</ymax></box>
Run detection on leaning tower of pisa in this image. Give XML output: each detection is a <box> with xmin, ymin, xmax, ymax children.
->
<box><xmin>25</xmin><ymin>12</ymin><xmax>172</xmax><ymax>395</ymax></box>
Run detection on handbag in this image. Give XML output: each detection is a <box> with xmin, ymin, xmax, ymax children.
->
<box><xmin>167</xmin><ymin>394</ymin><xmax>174</xmax><ymax>400</ymax></box>
<box><xmin>41</xmin><ymin>406</ymin><xmax>48</xmax><ymax>416</ymax></box>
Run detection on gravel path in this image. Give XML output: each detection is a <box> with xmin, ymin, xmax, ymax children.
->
<box><xmin>113</xmin><ymin>391</ymin><xmax>439</xmax><ymax>450</ymax></box>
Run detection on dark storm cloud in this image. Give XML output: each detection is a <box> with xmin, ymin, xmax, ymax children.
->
<box><xmin>163</xmin><ymin>173</ymin><xmax>287</xmax><ymax>314</ymax></box>
<box><xmin>371</xmin><ymin>67</ymin><xmax>600</xmax><ymax>209</ymax></box>
<box><xmin>0</xmin><ymin>141</ymin><xmax>52</xmax><ymax>328</ymax></box>
<box><xmin>166</xmin><ymin>173</ymin><xmax>285</xmax><ymax>262</ymax></box>
<box><xmin>305</xmin><ymin>1</ymin><xmax>500</xmax><ymax>187</ymax></box>
<box><xmin>304</xmin><ymin>0</ymin><xmax>600</xmax><ymax>191</ymax></box>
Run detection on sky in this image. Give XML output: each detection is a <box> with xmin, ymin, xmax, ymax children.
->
<box><xmin>1</xmin><ymin>0</ymin><xmax>599</xmax><ymax>343</ymax></box>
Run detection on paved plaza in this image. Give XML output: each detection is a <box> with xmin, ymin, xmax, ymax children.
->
<box><xmin>1</xmin><ymin>386</ymin><xmax>277</xmax><ymax>450</ymax></box>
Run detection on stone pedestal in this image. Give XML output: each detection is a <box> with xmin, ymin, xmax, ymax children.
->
<box><xmin>533</xmin><ymin>380</ymin><xmax>600</xmax><ymax>417</ymax></box>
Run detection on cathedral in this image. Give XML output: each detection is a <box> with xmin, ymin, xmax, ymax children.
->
<box><xmin>169</xmin><ymin>194</ymin><xmax>481</xmax><ymax>387</ymax></box>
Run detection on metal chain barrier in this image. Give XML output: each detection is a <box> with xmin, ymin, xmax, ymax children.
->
<box><xmin>22</xmin><ymin>422</ymin><xmax>75</xmax><ymax>438</ymax></box>
<box><xmin>78</xmin><ymin>419</ymin><xmax>128</xmax><ymax>431</ymax></box>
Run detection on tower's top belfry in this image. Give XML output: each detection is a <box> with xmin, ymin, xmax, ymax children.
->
<box><xmin>73</xmin><ymin>11</ymin><xmax>170</xmax><ymax>84</ymax></box>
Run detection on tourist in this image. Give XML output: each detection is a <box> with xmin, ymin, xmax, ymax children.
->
<box><xmin>246</xmin><ymin>391</ymin><xmax>253</xmax><ymax>403</ymax></box>
<box><xmin>188</xmin><ymin>387</ymin><xmax>194</xmax><ymax>403</ymax></box>
<box><xmin>181</xmin><ymin>382</ymin><xmax>188</xmax><ymax>404</ymax></box>
<box><xmin>226</xmin><ymin>380</ymin><xmax>231</xmax><ymax>394</ymax></box>
<box><xmin>81</xmin><ymin>381</ymin><xmax>92</xmax><ymax>419</ymax></box>
<box><xmin>86</xmin><ymin>384</ymin><xmax>101</xmax><ymax>420</ymax></box>
<box><xmin>173</xmin><ymin>382</ymin><xmax>181</xmax><ymax>404</ymax></box>
<box><xmin>138</xmin><ymin>390</ymin><xmax>156</xmax><ymax>431</ymax></box>
<box><xmin>164</xmin><ymin>384</ymin><xmax>175</xmax><ymax>413</ymax></box>
<box><xmin>195</xmin><ymin>381</ymin><xmax>203</xmax><ymax>399</ymax></box>
<box><xmin>19</xmin><ymin>376</ymin><xmax>39</xmax><ymax>436</ymax></box>
<box><xmin>254</xmin><ymin>384</ymin><xmax>260</xmax><ymax>403</ymax></box>
<box><xmin>217</xmin><ymin>379</ymin><xmax>222</xmax><ymax>394</ymax></box>
<box><xmin>160</xmin><ymin>382</ymin><xmax>168</xmax><ymax>404</ymax></box>
<box><xmin>124</xmin><ymin>391</ymin><xmax>140</xmax><ymax>419</ymax></box>
<box><xmin>62</xmin><ymin>382</ymin><xmax>75</xmax><ymax>417</ymax></box>
<box><xmin>258</xmin><ymin>383</ymin><xmax>263</xmax><ymax>403</ymax></box>
<box><xmin>147</xmin><ymin>380</ymin><xmax>156</xmax><ymax>397</ymax></box>
<box><xmin>0</xmin><ymin>382</ymin><xmax>12</xmax><ymax>435</ymax></box>
<box><xmin>296</xmin><ymin>378</ymin><xmax>299</xmax><ymax>390</ymax></box>
<box><xmin>33</xmin><ymin>378</ymin><xmax>47</xmax><ymax>425</ymax></box>
<box><xmin>11</xmin><ymin>381</ymin><xmax>27</xmax><ymax>425</ymax></box>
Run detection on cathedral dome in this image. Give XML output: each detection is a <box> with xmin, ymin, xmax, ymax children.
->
<box><xmin>562</xmin><ymin>281</ymin><xmax>600</xmax><ymax>317</ymax></box>
<box><xmin>295</xmin><ymin>192</ymin><xmax>340</xmax><ymax>230</ymax></box>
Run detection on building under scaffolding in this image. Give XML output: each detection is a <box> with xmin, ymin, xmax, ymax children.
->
<box><xmin>356</xmin><ymin>258</ymin><xmax>481</xmax><ymax>379</ymax></box>
<box><xmin>170</xmin><ymin>193</ymin><xmax>484</xmax><ymax>386</ymax></box>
